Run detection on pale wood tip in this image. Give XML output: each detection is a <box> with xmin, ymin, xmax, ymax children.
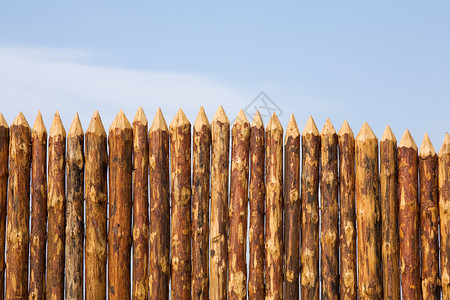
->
<box><xmin>251</xmin><ymin>111</ymin><xmax>264</xmax><ymax>128</ymax></box>
<box><xmin>194</xmin><ymin>106</ymin><xmax>210</xmax><ymax>131</ymax></box>
<box><xmin>380</xmin><ymin>125</ymin><xmax>396</xmax><ymax>142</ymax></box>
<box><xmin>355</xmin><ymin>122</ymin><xmax>377</xmax><ymax>141</ymax></box>
<box><xmin>133</xmin><ymin>107</ymin><xmax>148</xmax><ymax>126</ymax></box>
<box><xmin>149</xmin><ymin>108</ymin><xmax>168</xmax><ymax>132</ymax></box>
<box><xmin>285</xmin><ymin>114</ymin><xmax>300</xmax><ymax>142</ymax></box>
<box><xmin>32</xmin><ymin>111</ymin><xmax>46</xmax><ymax>135</ymax></box>
<box><xmin>170</xmin><ymin>108</ymin><xmax>190</xmax><ymax>129</ymax></box>
<box><xmin>398</xmin><ymin>129</ymin><xmax>417</xmax><ymax>151</ymax></box>
<box><xmin>438</xmin><ymin>132</ymin><xmax>450</xmax><ymax>157</ymax></box>
<box><xmin>321</xmin><ymin>118</ymin><xmax>336</xmax><ymax>135</ymax></box>
<box><xmin>419</xmin><ymin>132</ymin><xmax>436</xmax><ymax>157</ymax></box>
<box><xmin>0</xmin><ymin>113</ymin><xmax>8</xmax><ymax>128</ymax></box>
<box><xmin>86</xmin><ymin>111</ymin><xmax>106</xmax><ymax>136</ymax></box>
<box><xmin>68</xmin><ymin>113</ymin><xmax>83</xmax><ymax>137</ymax></box>
<box><xmin>234</xmin><ymin>109</ymin><xmax>249</xmax><ymax>125</ymax></box>
<box><xmin>212</xmin><ymin>105</ymin><xmax>230</xmax><ymax>124</ymax></box>
<box><xmin>266</xmin><ymin>112</ymin><xmax>283</xmax><ymax>131</ymax></box>
<box><xmin>12</xmin><ymin>112</ymin><xmax>30</xmax><ymax>129</ymax></box>
<box><xmin>302</xmin><ymin>115</ymin><xmax>319</xmax><ymax>136</ymax></box>
<box><xmin>110</xmin><ymin>109</ymin><xmax>132</xmax><ymax>131</ymax></box>
<box><xmin>338</xmin><ymin>120</ymin><xmax>354</xmax><ymax>137</ymax></box>
<box><xmin>49</xmin><ymin>111</ymin><xmax>66</xmax><ymax>137</ymax></box>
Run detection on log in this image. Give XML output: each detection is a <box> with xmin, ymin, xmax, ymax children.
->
<box><xmin>338</xmin><ymin>120</ymin><xmax>356</xmax><ymax>300</ymax></box>
<box><xmin>6</xmin><ymin>113</ymin><xmax>31</xmax><ymax>299</ymax></box>
<box><xmin>300</xmin><ymin>116</ymin><xmax>320</xmax><ymax>300</ymax></box>
<box><xmin>248</xmin><ymin>111</ymin><xmax>265</xmax><ymax>300</ymax></box>
<box><xmin>85</xmin><ymin>111</ymin><xmax>108</xmax><ymax>300</ymax></box>
<box><xmin>132</xmin><ymin>107</ymin><xmax>149</xmax><ymax>300</ymax></box>
<box><xmin>169</xmin><ymin>108</ymin><xmax>191</xmax><ymax>299</ymax></box>
<box><xmin>439</xmin><ymin>133</ymin><xmax>450</xmax><ymax>298</ymax></box>
<box><xmin>419</xmin><ymin>133</ymin><xmax>440</xmax><ymax>299</ymax></box>
<box><xmin>228</xmin><ymin>110</ymin><xmax>250</xmax><ymax>300</ymax></box>
<box><xmin>149</xmin><ymin>108</ymin><xmax>170</xmax><ymax>300</ymax></box>
<box><xmin>108</xmin><ymin>109</ymin><xmax>133</xmax><ymax>300</ymax></box>
<box><xmin>398</xmin><ymin>129</ymin><xmax>420</xmax><ymax>300</ymax></box>
<box><xmin>47</xmin><ymin>111</ymin><xmax>66</xmax><ymax>300</ymax></box>
<box><xmin>0</xmin><ymin>114</ymin><xmax>8</xmax><ymax>300</ymax></box>
<box><xmin>192</xmin><ymin>107</ymin><xmax>210</xmax><ymax>300</ymax></box>
<box><xmin>65</xmin><ymin>113</ymin><xmax>84</xmax><ymax>300</ymax></box>
<box><xmin>320</xmin><ymin>118</ymin><xmax>339</xmax><ymax>300</ymax></box>
<box><xmin>380</xmin><ymin>125</ymin><xmax>400</xmax><ymax>300</ymax></box>
<box><xmin>265</xmin><ymin>112</ymin><xmax>283</xmax><ymax>300</ymax></box>
<box><xmin>210</xmin><ymin>106</ymin><xmax>230</xmax><ymax>300</ymax></box>
<box><xmin>355</xmin><ymin>122</ymin><xmax>382</xmax><ymax>299</ymax></box>
<box><xmin>284</xmin><ymin>114</ymin><xmax>300</xmax><ymax>299</ymax></box>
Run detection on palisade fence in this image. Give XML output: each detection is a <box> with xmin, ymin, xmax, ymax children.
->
<box><xmin>0</xmin><ymin>106</ymin><xmax>448</xmax><ymax>300</ymax></box>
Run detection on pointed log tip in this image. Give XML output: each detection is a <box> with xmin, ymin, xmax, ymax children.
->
<box><xmin>266</xmin><ymin>112</ymin><xmax>283</xmax><ymax>132</ymax></box>
<box><xmin>194</xmin><ymin>106</ymin><xmax>210</xmax><ymax>131</ymax></box>
<box><xmin>86</xmin><ymin>111</ymin><xmax>106</xmax><ymax>136</ymax></box>
<box><xmin>398</xmin><ymin>129</ymin><xmax>417</xmax><ymax>151</ymax></box>
<box><xmin>438</xmin><ymin>132</ymin><xmax>450</xmax><ymax>157</ymax></box>
<box><xmin>49</xmin><ymin>112</ymin><xmax>65</xmax><ymax>137</ymax></box>
<box><xmin>169</xmin><ymin>108</ymin><xmax>190</xmax><ymax>129</ymax></box>
<box><xmin>285</xmin><ymin>114</ymin><xmax>300</xmax><ymax>142</ymax></box>
<box><xmin>133</xmin><ymin>107</ymin><xmax>148</xmax><ymax>126</ymax></box>
<box><xmin>32</xmin><ymin>111</ymin><xmax>47</xmax><ymax>136</ymax></box>
<box><xmin>355</xmin><ymin>122</ymin><xmax>377</xmax><ymax>141</ymax></box>
<box><xmin>149</xmin><ymin>108</ymin><xmax>168</xmax><ymax>132</ymax></box>
<box><xmin>68</xmin><ymin>113</ymin><xmax>83</xmax><ymax>137</ymax></box>
<box><xmin>251</xmin><ymin>111</ymin><xmax>264</xmax><ymax>128</ymax></box>
<box><xmin>0</xmin><ymin>113</ymin><xmax>7</xmax><ymax>128</ymax></box>
<box><xmin>419</xmin><ymin>132</ymin><xmax>436</xmax><ymax>157</ymax></box>
<box><xmin>12</xmin><ymin>112</ymin><xmax>30</xmax><ymax>129</ymax></box>
<box><xmin>338</xmin><ymin>120</ymin><xmax>353</xmax><ymax>137</ymax></box>
<box><xmin>380</xmin><ymin>125</ymin><xmax>396</xmax><ymax>142</ymax></box>
<box><xmin>110</xmin><ymin>109</ymin><xmax>132</xmax><ymax>131</ymax></box>
<box><xmin>320</xmin><ymin>118</ymin><xmax>336</xmax><ymax>135</ymax></box>
<box><xmin>234</xmin><ymin>109</ymin><xmax>249</xmax><ymax>125</ymax></box>
<box><xmin>302</xmin><ymin>115</ymin><xmax>319</xmax><ymax>136</ymax></box>
<box><xmin>212</xmin><ymin>105</ymin><xmax>230</xmax><ymax>124</ymax></box>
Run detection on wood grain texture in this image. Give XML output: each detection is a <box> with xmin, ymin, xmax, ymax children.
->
<box><xmin>439</xmin><ymin>133</ymin><xmax>450</xmax><ymax>298</ymax></box>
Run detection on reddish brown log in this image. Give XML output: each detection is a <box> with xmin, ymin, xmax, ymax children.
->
<box><xmin>210</xmin><ymin>106</ymin><xmax>230</xmax><ymax>300</ymax></box>
<box><xmin>0</xmin><ymin>114</ymin><xmax>9</xmax><ymax>300</ymax></box>
<box><xmin>169</xmin><ymin>108</ymin><xmax>191</xmax><ymax>299</ymax></box>
<box><xmin>148</xmin><ymin>108</ymin><xmax>170</xmax><ymax>300</ymax></box>
<box><xmin>284</xmin><ymin>114</ymin><xmax>300</xmax><ymax>299</ymax></box>
<box><xmin>6</xmin><ymin>113</ymin><xmax>31</xmax><ymax>299</ymax></box>
<box><xmin>248</xmin><ymin>111</ymin><xmax>265</xmax><ymax>300</ymax></box>
<box><xmin>108</xmin><ymin>110</ymin><xmax>133</xmax><ymax>300</ymax></box>
<box><xmin>439</xmin><ymin>133</ymin><xmax>450</xmax><ymax>297</ymax></box>
<box><xmin>47</xmin><ymin>111</ymin><xmax>66</xmax><ymax>300</ymax></box>
<box><xmin>192</xmin><ymin>107</ymin><xmax>210</xmax><ymax>300</ymax></box>
<box><xmin>338</xmin><ymin>120</ymin><xmax>357</xmax><ymax>300</ymax></box>
<box><xmin>398</xmin><ymin>129</ymin><xmax>420</xmax><ymax>300</ymax></box>
<box><xmin>419</xmin><ymin>133</ymin><xmax>440</xmax><ymax>299</ymax></box>
<box><xmin>355</xmin><ymin>122</ymin><xmax>382</xmax><ymax>299</ymax></box>
<box><xmin>132</xmin><ymin>107</ymin><xmax>149</xmax><ymax>300</ymax></box>
<box><xmin>300</xmin><ymin>116</ymin><xmax>320</xmax><ymax>300</ymax></box>
<box><xmin>228</xmin><ymin>110</ymin><xmax>250</xmax><ymax>300</ymax></box>
<box><xmin>380</xmin><ymin>125</ymin><xmax>400</xmax><ymax>300</ymax></box>
<box><xmin>85</xmin><ymin>111</ymin><xmax>108</xmax><ymax>300</ymax></box>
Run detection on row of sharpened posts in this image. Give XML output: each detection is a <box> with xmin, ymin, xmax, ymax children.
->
<box><xmin>0</xmin><ymin>107</ymin><xmax>449</xmax><ymax>299</ymax></box>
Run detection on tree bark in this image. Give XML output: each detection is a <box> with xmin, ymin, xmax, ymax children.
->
<box><xmin>0</xmin><ymin>114</ymin><xmax>9</xmax><ymax>300</ymax></box>
<box><xmin>439</xmin><ymin>133</ymin><xmax>450</xmax><ymax>298</ymax></box>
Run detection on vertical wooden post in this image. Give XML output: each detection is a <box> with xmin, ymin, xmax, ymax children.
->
<box><xmin>419</xmin><ymin>133</ymin><xmax>440</xmax><ymax>299</ymax></box>
<box><xmin>439</xmin><ymin>133</ymin><xmax>450</xmax><ymax>298</ymax></box>
<box><xmin>108</xmin><ymin>109</ymin><xmax>133</xmax><ymax>300</ymax></box>
<box><xmin>320</xmin><ymin>119</ymin><xmax>339</xmax><ymax>299</ymax></box>
<box><xmin>398</xmin><ymin>129</ymin><xmax>420</xmax><ymax>299</ymax></box>
<box><xmin>265</xmin><ymin>113</ymin><xmax>283</xmax><ymax>300</ymax></box>
<box><xmin>284</xmin><ymin>114</ymin><xmax>300</xmax><ymax>300</ymax></box>
<box><xmin>210</xmin><ymin>106</ymin><xmax>230</xmax><ymax>300</ymax></box>
<box><xmin>228</xmin><ymin>110</ymin><xmax>250</xmax><ymax>300</ymax></box>
<box><xmin>192</xmin><ymin>107</ymin><xmax>210</xmax><ymax>300</ymax></box>
<box><xmin>47</xmin><ymin>111</ymin><xmax>66</xmax><ymax>300</ymax></box>
<box><xmin>65</xmin><ymin>113</ymin><xmax>84</xmax><ymax>300</ymax></box>
<box><xmin>0</xmin><ymin>114</ymin><xmax>8</xmax><ymax>300</ymax></box>
<box><xmin>248</xmin><ymin>111</ymin><xmax>265</xmax><ymax>300</ymax></box>
<box><xmin>6</xmin><ymin>112</ymin><xmax>31</xmax><ymax>299</ymax></box>
<box><xmin>338</xmin><ymin>120</ymin><xmax>356</xmax><ymax>300</ymax></box>
<box><xmin>169</xmin><ymin>108</ymin><xmax>191</xmax><ymax>299</ymax></box>
<box><xmin>380</xmin><ymin>125</ymin><xmax>400</xmax><ymax>300</ymax></box>
<box><xmin>149</xmin><ymin>108</ymin><xmax>170</xmax><ymax>300</ymax></box>
<box><xmin>355</xmin><ymin>122</ymin><xmax>382</xmax><ymax>299</ymax></box>
<box><xmin>85</xmin><ymin>111</ymin><xmax>108</xmax><ymax>300</ymax></box>
<box><xmin>132</xmin><ymin>107</ymin><xmax>149</xmax><ymax>300</ymax></box>
<box><xmin>300</xmin><ymin>116</ymin><xmax>320</xmax><ymax>300</ymax></box>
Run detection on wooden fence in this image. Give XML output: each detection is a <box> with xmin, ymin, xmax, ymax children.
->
<box><xmin>0</xmin><ymin>107</ymin><xmax>449</xmax><ymax>300</ymax></box>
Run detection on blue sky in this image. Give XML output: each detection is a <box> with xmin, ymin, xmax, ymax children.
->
<box><xmin>0</xmin><ymin>2</ymin><xmax>449</xmax><ymax>148</ymax></box>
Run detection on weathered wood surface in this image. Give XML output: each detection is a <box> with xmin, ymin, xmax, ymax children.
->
<box><xmin>0</xmin><ymin>114</ymin><xmax>7</xmax><ymax>300</ymax></box>
<box><xmin>439</xmin><ymin>133</ymin><xmax>450</xmax><ymax>298</ymax></box>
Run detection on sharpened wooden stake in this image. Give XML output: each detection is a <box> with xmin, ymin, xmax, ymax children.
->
<box><xmin>320</xmin><ymin>118</ymin><xmax>339</xmax><ymax>300</ymax></box>
<box><xmin>0</xmin><ymin>114</ymin><xmax>8</xmax><ymax>300</ymax></box>
<box><xmin>248</xmin><ymin>111</ymin><xmax>265</xmax><ymax>300</ymax></box>
<box><xmin>228</xmin><ymin>110</ymin><xmax>250</xmax><ymax>300</ymax></box>
<box><xmin>355</xmin><ymin>122</ymin><xmax>382</xmax><ymax>299</ymax></box>
<box><xmin>149</xmin><ymin>108</ymin><xmax>170</xmax><ymax>300</ymax></box>
<box><xmin>380</xmin><ymin>125</ymin><xmax>400</xmax><ymax>300</ymax></box>
<box><xmin>419</xmin><ymin>133</ymin><xmax>440</xmax><ymax>299</ymax></box>
<box><xmin>65</xmin><ymin>113</ymin><xmax>84</xmax><ymax>300</ymax></box>
<box><xmin>169</xmin><ymin>108</ymin><xmax>192</xmax><ymax>299</ymax></box>
<box><xmin>300</xmin><ymin>116</ymin><xmax>320</xmax><ymax>300</ymax></box>
<box><xmin>398</xmin><ymin>129</ymin><xmax>420</xmax><ymax>300</ymax></box>
<box><xmin>338</xmin><ymin>120</ymin><xmax>357</xmax><ymax>300</ymax></box>
<box><xmin>210</xmin><ymin>106</ymin><xmax>230</xmax><ymax>300</ymax></box>
<box><xmin>85</xmin><ymin>111</ymin><xmax>108</xmax><ymax>300</ymax></box>
<box><xmin>192</xmin><ymin>107</ymin><xmax>211</xmax><ymax>300</ymax></box>
<box><xmin>265</xmin><ymin>113</ymin><xmax>283</xmax><ymax>300</ymax></box>
<box><xmin>284</xmin><ymin>114</ymin><xmax>300</xmax><ymax>300</ymax></box>
<box><xmin>439</xmin><ymin>133</ymin><xmax>450</xmax><ymax>298</ymax></box>
<box><xmin>132</xmin><ymin>107</ymin><xmax>149</xmax><ymax>300</ymax></box>
<box><xmin>6</xmin><ymin>113</ymin><xmax>31</xmax><ymax>299</ymax></box>
<box><xmin>47</xmin><ymin>111</ymin><xmax>66</xmax><ymax>300</ymax></box>
<box><xmin>108</xmin><ymin>109</ymin><xmax>133</xmax><ymax>300</ymax></box>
